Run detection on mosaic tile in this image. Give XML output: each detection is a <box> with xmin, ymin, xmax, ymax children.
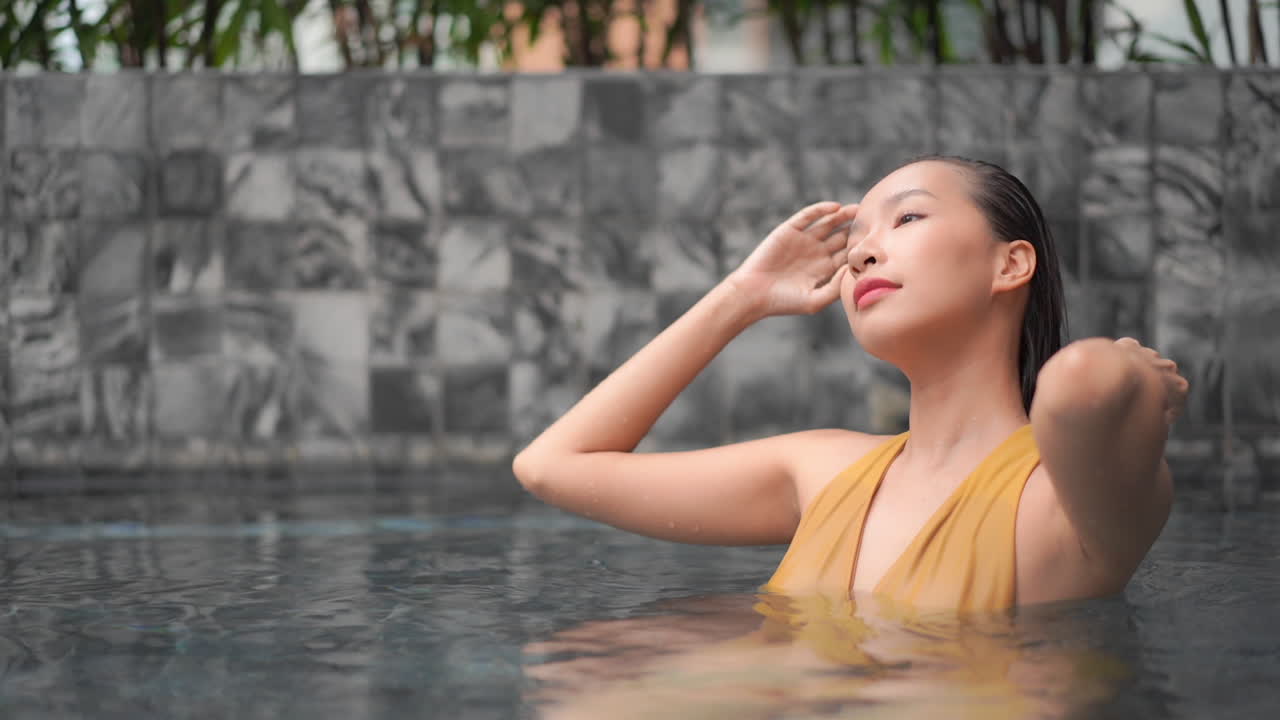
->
<box><xmin>512</xmin><ymin>289</ymin><xmax>586</xmax><ymax>368</ymax></box>
<box><xmin>225</xmin><ymin>221</ymin><xmax>291</xmax><ymax>291</ymax></box>
<box><xmin>221</xmin><ymin>74</ymin><xmax>297</xmax><ymax>150</ymax></box>
<box><xmin>367</xmin><ymin>150</ymin><xmax>441</xmax><ymax>220</ymax></box>
<box><xmin>651</xmin><ymin>221</ymin><xmax>720</xmax><ymax>291</ymax></box>
<box><xmin>438</xmin><ymin>78</ymin><xmax>509</xmax><ymax>148</ymax></box>
<box><xmin>1006</xmin><ymin>141</ymin><xmax>1081</xmax><ymax>216</ymax></box>
<box><xmin>511</xmin><ymin>75</ymin><xmax>581</xmax><ymax>152</ymax></box>
<box><xmin>1155</xmin><ymin>145</ymin><xmax>1223</xmax><ymax>218</ymax></box>
<box><xmin>81</xmin><ymin>364</ymin><xmax>151</xmax><ymax>442</ymax></box>
<box><xmin>436</xmin><ymin>219</ymin><xmax>510</xmax><ymax>292</ymax></box>
<box><xmin>366</xmin><ymin>76</ymin><xmax>435</xmax><ymax>150</ymax></box>
<box><xmin>151</xmin><ymin>75</ymin><xmax>222</xmax><ymax>150</ymax></box>
<box><xmin>722</xmin><ymin>316</ymin><xmax>811</xmax><ymax>441</ymax></box>
<box><xmin>436</xmin><ymin>293</ymin><xmax>511</xmax><ymax>367</ymax></box>
<box><xmin>80</xmin><ymin>152</ymin><xmax>148</xmax><ymax>218</ymax></box>
<box><xmin>808</xmin><ymin>355</ymin><xmax>873</xmax><ymax>431</ymax></box>
<box><xmin>5</xmin><ymin>74</ymin><xmax>84</xmax><ymax>148</ymax></box>
<box><xmin>658</xmin><ymin>143</ymin><xmax>722</xmax><ymax>219</ymax></box>
<box><xmin>160</xmin><ymin>151</ymin><xmax>222</xmax><ymax>215</ymax></box>
<box><xmin>441</xmin><ymin>364</ymin><xmax>509</xmax><ymax>433</ymax></box>
<box><xmin>1086</xmin><ymin>214</ymin><xmax>1154</xmax><ymax>281</ymax></box>
<box><xmin>370</xmin><ymin>220</ymin><xmax>434</xmax><ymax>289</ymax></box>
<box><xmin>585</xmin><ymin>145</ymin><xmax>658</xmax><ymax>216</ymax></box>
<box><xmin>1074</xmin><ymin>281</ymin><xmax>1149</xmax><ymax>341</ymax></box>
<box><xmin>721</xmin><ymin>145</ymin><xmax>801</xmax><ymax>217</ymax></box>
<box><xmin>79</xmin><ymin>296</ymin><xmax>147</xmax><ymax>364</ymax></box>
<box><xmin>581</xmin><ymin>215</ymin><xmax>653</xmax><ymax>289</ymax></box>
<box><xmin>1225</xmin><ymin>211</ymin><xmax>1280</xmax><ymax>288</ymax></box>
<box><xmin>228</xmin><ymin>219</ymin><xmax>365</xmax><ymax>292</ymax></box>
<box><xmin>152</xmin><ymin>219</ymin><xmax>223</xmax><ymax>293</ymax></box>
<box><xmin>937</xmin><ymin>71</ymin><xmax>1009</xmax><ymax>146</ymax></box>
<box><xmin>721</xmin><ymin>75</ymin><xmax>798</xmax><ymax>146</ymax></box>
<box><xmin>370</xmin><ymin>290</ymin><xmax>434</xmax><ymax>365</ymax></box>
<box><xmin>224</xmin><ymin>153</ymin><xmax>294</xmax><ymax>220</ymax></box>
<box><xmin>580</xmin><ymin>289</ymin><xmax>658</xmax><ymax>372</ymax></box>
<box><xmin>510</xmin><ymin>360</ymin><xmax>583</xmax><ymax>447</ymax></box>
<box><xmin>151</xmin><ymin>295</ymin><xmax>223</xmax><ymax>360</ymax></box>
<box><xmin>1227</xmin><ymin>285</ymin><xmax>1280</xmax><ymax>425</ymax></box>
<box><xmin>370</xmin><ymin>367</ymin><xmax>439</xmax><ymax>434</ymax></box>
<box><xmin>1226</xmin><ymin>73</ymin><xmax>1280</xmax><ymax>211</ymax></box>
<box><xmin>585</xmin><ymin>77</ymin><xmax>648</xmax><ymax>144</ymax></box>
<box><xmin>82</xmin><ymin>74</ymin><xmax>147</xmax><ymax>150</ymax></box>
<box><xmin>509</xmin><ymin>218</ymin><xmax>587</xmax><ymax>292</ymax></box>
<box><xmin>1080</xmin><ymin>72</ymin><xmax>1151</xmax><ymax>147</ymax></box>
<box><xmin>1045</xmin><ymin>214</ymin><xmax>1083</xmax><ymax>281</ymax></box>
<box><xmin>644</xmin><ymin>365</ymin><xmax>723</xmax><ymax>448</ymax></box>
<box><xmin>793</xmin><ymin>73</ymin><xmax>863</xmax><ymax>147</ymax></box>
<box><xmin>800</xmin><ymin>146</ymin><xmax>909</xmax><ymax>204</ymax></box>
<box><xmin>222</xmin><ymin>291</ymin><xmax>295</xmax><ymax>364</ymax></box>
<box><xmin>5</xmin><ymin>221</ymin><xmax>78</xmax><ymax>294</ymax></box>
<box><xmin>649</xmin><ymin>75</ymin><xmax>719</xmax><ymax>144</ymax></box>
<box><xmin>1154</xmin><ymin>243</ymin><xmax>1227</xmax><ymax>425</ymax></box>
<box><xmin>1009</xmin><ymin>71</ymin><xmax>1080</xmax><ymax>142</ymax></box>
<box><xmin>513</xmin><ymin>146</ymin><xmax>582</xmax><ymax>216</ymax></box>
<box><xmin>8</xmin><ymin>295</ymin><xmax>80</xmax><ymax>436</ymax></box>
<box><xmin>78</xmin><ymin>222</ymin><xmax>147</xmax><ymax>301</ymax></box>
<box><xmin>1153</xmin><ymin>71</ymin><xmax>1224</xmax><ymax>146</ymax></box>
<box><xmin>289</xmin><ymin>219</ymin><xmax>367</xmax><ymax>290</ymax></box>
<box><xmin>289</xmin><ymin>349</ymin><xmax>369</xmax><ymax>439</ymax></box>
<box><xmin>1082</xmin><ymin>145</ymin><xmax>1151</xmax><ymax>216</ymax></box>
<box><xmin>855</xmin><ymin>73</ymin><xmax>933</xmax><ymax>145</ymax></box>
<box><xmin>298</xmin><ymin>75</ymin><xmax>372</xmax><ymax>148</ymax></box>
<box><xmin>222</xmin><ymin>360</ymin><xmax>294</xmax><ymax>445</ymax></box>
<box><xmin>717</xmin><ymin>213</ymin><xmax>776</xmax><ymax>274</ymax></box>
<box><xmin>294</xmin><ymin>150</ymin><xmax>374</xmax><ymax>222</ymax></box>
<box><xmin>8</xmin><ymin>150</ymin><xmax>80</xmax><ymax>219</ymax></box>
<box><xmin>441</xmin><ymin>149</ymin><xmax>533</xmax><ymax>215</ymax></box>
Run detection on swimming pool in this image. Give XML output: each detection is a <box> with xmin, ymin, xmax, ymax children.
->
<box><xmin>0</xmin><ymin>488</ymin><xmax>1276</xmax><ymax>719</ymax></box>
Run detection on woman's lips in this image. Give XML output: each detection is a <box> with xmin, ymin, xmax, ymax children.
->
<box><xmin>856</xmin><ymin>286</ymin><xmax>898</xmax><ymax>309</ymax></box>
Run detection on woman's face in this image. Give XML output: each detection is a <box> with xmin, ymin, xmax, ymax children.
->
<box><xmin>840</xmin><ymin>161</ymin><xmax>1007</xmax><ymax>360</ymax></box>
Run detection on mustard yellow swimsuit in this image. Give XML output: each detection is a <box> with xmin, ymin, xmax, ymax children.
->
<box><xmin>764</xmin><ymin>424</ymin><xmax>1041</xmax><ymax>612</ymax></box>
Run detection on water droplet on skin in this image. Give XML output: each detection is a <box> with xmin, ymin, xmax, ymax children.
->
<box><xmin>693</xmin><ymin>523</ymin><xmax>701</xmax><ymax>534</ymax></box>
<box><xmin>667</xmin><ymin>521</ymin><xmax>675</xmax><ymax>529</ymax></box>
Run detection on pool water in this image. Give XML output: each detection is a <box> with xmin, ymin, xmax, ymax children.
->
<box><xmin>1</xmin><ymin>492</ymin><xmax>1277</xmax><ymax>719</ymax></box>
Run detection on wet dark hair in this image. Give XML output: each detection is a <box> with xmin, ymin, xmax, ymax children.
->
<box><xmin>909</xmin><ymin>154</ymin><xmax>1068</xmax><ymax>414</ymax></box>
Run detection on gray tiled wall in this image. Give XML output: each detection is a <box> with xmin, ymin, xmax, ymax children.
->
<box><xmin>1</xmin><ymin>69</ymin><xmax>1277</xmax><ymax>496</ymax></box>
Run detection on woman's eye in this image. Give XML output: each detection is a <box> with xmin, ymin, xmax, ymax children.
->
<box><xmin>895</xmin><ymin>213</ymin><xmax>923</xmax><ymax>226</ymax></box>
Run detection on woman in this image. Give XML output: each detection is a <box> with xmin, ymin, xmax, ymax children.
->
<box><xmin>513</xmin><ymin>155</ymin><xmax>1189</xmax><ymax>611</ymax></box>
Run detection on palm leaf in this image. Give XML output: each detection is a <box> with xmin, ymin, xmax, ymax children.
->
<box><xmin>1182</xmin><ymin>0</ymin><xmax>1214</xmax><ymax>63</ymax></box>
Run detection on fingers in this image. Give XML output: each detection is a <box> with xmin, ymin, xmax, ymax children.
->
<box><xmin>806</xmin><ymin>264</ymin><xmax>847</xmax><ymax>313</ymax></box>
<box><xmin>797</xmin><ymin>203</ymin><xmax>859</xmax><ymax>239</ymax></box>
<box><xmin>785</xmin><ymin>201</ymin><xmax>844</xmax><ymax>231</ymax></box>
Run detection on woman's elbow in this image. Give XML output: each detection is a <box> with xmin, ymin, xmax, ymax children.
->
<box><xmin>512</xmin><ymin>449</ymin><xmax>546</xmax><ymax>494</ymax></box>
<box><xmin>1033</xmin><ymin>339</ymin><xmax>1144</xmax><ymax>423</ymax></box>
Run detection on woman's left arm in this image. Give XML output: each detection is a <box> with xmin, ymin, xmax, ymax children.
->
<box><xmin>1030</xmin><ymin>337</ymin><xmax>1190</xmax><ymax>576</ymax></box>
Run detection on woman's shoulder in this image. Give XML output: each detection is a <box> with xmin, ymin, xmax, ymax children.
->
<box><xmin>782</xmin><ymin>428</ymin><xmax>895</xmax><ymax>512</ymax></box>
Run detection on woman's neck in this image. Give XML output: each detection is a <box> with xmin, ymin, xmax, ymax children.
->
<box><xmin>897</xmin><ymin>341</ymin><xmax>1028</xmax><ymax>472</ymax></box>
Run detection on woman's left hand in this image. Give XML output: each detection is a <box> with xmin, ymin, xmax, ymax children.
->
<box><xmin>1114</xmin><ymin>337</ymin><xmax>1189</xmax><ymax>426</ymax></box>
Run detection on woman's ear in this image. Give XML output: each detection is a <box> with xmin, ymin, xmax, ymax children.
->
<box><xmin>994</xmin><ymin>240</ymin><xmax>1037</xmax><ymax>293</ymax></box>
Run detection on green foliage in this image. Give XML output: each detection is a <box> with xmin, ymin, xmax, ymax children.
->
<box><xmin>0</xmin><ymin>0</ymin><xmax>1274</xmax><ymax>71</ymax></box>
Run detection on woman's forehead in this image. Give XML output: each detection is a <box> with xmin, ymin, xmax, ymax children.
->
<box><xmin>860</xmin><ymin>161</ymin><xmax>967</xmax><ymax>206</ymax></box>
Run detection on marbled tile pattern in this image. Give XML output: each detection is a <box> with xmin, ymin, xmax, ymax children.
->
<box><xmin>0</xmin><ymin>69</ymin><xmax>1277</xmax><ymax>486</ymax></box>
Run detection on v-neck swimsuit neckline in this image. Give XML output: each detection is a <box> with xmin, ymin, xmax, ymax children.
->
<box><xmin>763</xmin><ymin>424</ymin><xmax>1042</xmax><ymax>612</ymax></box>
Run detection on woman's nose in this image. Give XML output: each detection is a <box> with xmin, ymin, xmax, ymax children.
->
<box><xmin>847</xmin><ymin>238</ymin><xmax>879</xmax><ymax>273</ymax></box>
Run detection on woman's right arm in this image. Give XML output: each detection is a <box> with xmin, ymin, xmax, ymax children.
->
<box><xmin>513</xmin><ymin>202</ymin><xmax>859</xmax><ymax>546</ymax></box>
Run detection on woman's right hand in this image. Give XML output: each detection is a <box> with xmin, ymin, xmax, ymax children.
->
<box><xmin>726</xmin><ymin>201</ymin><xmax>859</xmax><ymax>318</ymax></box>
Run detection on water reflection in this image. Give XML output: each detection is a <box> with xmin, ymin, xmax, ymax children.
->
<box><xmin>524</xmin><ymin>592</ymin><xmax>1138</xmax><ymax>719</ymax></box>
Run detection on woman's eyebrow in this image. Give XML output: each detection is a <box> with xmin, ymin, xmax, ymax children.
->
<box><xmin>848</xmin><ymin>188</ymin><xmax>939</xmax><ymax>235</ymax></box>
